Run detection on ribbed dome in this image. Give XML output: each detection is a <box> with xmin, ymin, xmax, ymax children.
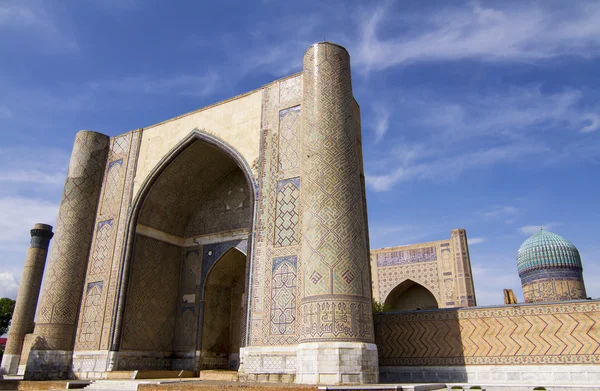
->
<box><xmin>517</xmin><ymin>230</ymin><xmax>582</xmax><ymax>276</ymax></box>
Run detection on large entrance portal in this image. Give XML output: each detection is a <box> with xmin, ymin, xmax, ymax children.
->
<box><xmin>116</xmin><ymin>135</ymin><xmax>254</xmax><ymax>372</ymax></box>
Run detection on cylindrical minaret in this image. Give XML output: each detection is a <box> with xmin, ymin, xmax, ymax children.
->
<box><xmin>517</xmin><ymin>229</ymin><xmax>587</xmax><ymax>303</ymax></box>
<box><xmin>297</xmin><ymin>42</ymin><xmax>377</xmax><ymax>384</ymax></box>
<box><xmin>1</xmin><ymin>224</ymin><xmax>54</xmax><ymax>375</ymax></box>
<box><xmin>25</xmin><ymin>131</ymin><xmax>109</xmax><ymax>380</ymax></box>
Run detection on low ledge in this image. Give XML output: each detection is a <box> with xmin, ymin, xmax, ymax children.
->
<box><xmin>318</xmin><ymin>384</ymin><xmax>445</xmax><ymax>391</ymax></box>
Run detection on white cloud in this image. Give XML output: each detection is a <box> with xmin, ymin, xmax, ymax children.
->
<box><xmin>366</xmin><ymin>142</ymin><xmax>547</xmax><ymax>192</ymax></box>
<box><xmin>0</xmin><ymin>197</ymin><xmax>59</xmax><ymax>252</ymax></box>
<box><xmin>0</xmin><ymin>272</ymin><xmax>19</xmax><ymax>299</ymax></box>
<box><xmin>468</xmin><ymin>237</ymin><xmax>486</xmax><ymax>245</ymax></box>
<box><xmin>372</xmin><ymin>105</ymin><xmax>390</xmax><ymax>143</ymax></box>
<box><xmin>0</xmin><ymin>2</ymin><xmax>78</xmax><ymax>51</ymax></box>
<box><xmin>354</xmin><ymin>2</ymin><xmax>600</xmax><ymax>73</ymax></box>
<box><xmin>581</xmin><ymin>113</ymin><xmax>600</xmax><ymax>133</ymax></box>
<box><xmin>482</xmin><ymin>206</ymin><xmax>521</xmax><ymax>224</ymax></box>
<box><xmin>416</xmin><ymin>87</ymin><xmax>590</xmax><ymax>140</ymax></box>
<box><xmin>0</xmin><ymin>146</ymin><xmax>69</xmax><ymax>188</ymax></box>
<box><xmin>518</xmin><ymin>223</ymin><xmax>561</xmax><ymax>236</ymax></box>
<box><xmin>471</xmin><ymin>262</ymin><xmax>523</xmax><ymax>306</ymax></box>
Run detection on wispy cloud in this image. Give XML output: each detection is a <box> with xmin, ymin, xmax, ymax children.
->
<box><xmin>414</xmin><ymin>87</ymin><xmax>593</xmax><ymax>140</ymax></box>
<box><xmin>0</xmin><ymin>2</ymin><xmax>78</xmax><ymax>51</ymax></box>
<box><xmin>469</xmin><ymin>237</ymin><xmax>486</xmax><ymax>245</ymax></box>
<box><xmin>372</xmin><ymin>104</ymin><xmax>391</xmax><ymax>143</ymax></box>
<box><xmin>354</xmin><ymin>2</ymin><xmax>600</xmax><ymax>73</ymax></box>
<box><xmin>0</xmin><ymin>146</ymin><xmax>69</xmax><ymax>189</ymax></box>
<box><xmin>482</xmin><ymin>206</ymin><xmax>521</xmax><ymax>224</ymax></box>
<box><xmin>581</xmin><ymin>114</ymin><xmax>600</xmax><ymax>133</ymax></box>
<box><xmin>366</xmin><ymin>142</ymin><xmax>547</xmax><ymax>192</ymax></box>
<box><xmin>518</xmin><ymin>222</ymin><xmax>561</xmax><ymax>236</ymax></box>
<box><xmin>0</xmin><ymin>196</ymin><xmax>59</xmax><ymax>252</ymax></box>
<box><xmin>89</xmin><ymin>73</ymin><xmax>221</xmax><ymax>98</ymax></box>
<box><xmin>471</xmin><ymin>261</ymin><xmax>523</xmax><ymax>306</ymax></box>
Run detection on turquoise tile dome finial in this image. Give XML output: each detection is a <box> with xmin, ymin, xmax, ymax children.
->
<box><xmin>517</xmin><ymin>229</ymin><xmax>582</xmax><ymax>277</ymax></box>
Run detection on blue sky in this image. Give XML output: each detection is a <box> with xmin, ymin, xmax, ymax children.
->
<box><xmin>0</xmin><ymin>0</ymin><xmax>598</xmax><ymax>306</ymax></box>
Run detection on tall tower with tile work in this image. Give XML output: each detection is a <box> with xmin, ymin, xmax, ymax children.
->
<box><xmin>1</xmin><ymin>224</ymin><xmax>54</xmax><ymax>375</ymax></box>
<box><xmin>25</xmin><ymin>131</ymin><xmax>109</xmax><ymax>380</ymax></box>
<box><xmin>296</xmin><ymin>42</ymin><xmax>378</xmax><ymax>384</ymax></box>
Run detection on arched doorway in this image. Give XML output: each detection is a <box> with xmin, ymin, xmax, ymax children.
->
<box><xmin>116</xmin><ymin>134</ymin><xmax>254</xmax><ymax>372</ymax></box>
<box><xmin>200</xmin><ymin>248</ymin><xmax>246</xmax><ymax>369</ymax></box>
<box><xmin>384</xmin><ymin>280</ymin><xmax>439</xmax><ymax>312</ymax></box>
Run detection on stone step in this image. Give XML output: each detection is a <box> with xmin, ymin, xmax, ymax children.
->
<box><xmin>84</xmin><ymin>380</ymin><xmax>151</xmax><ymax>391</ymax></box>
<box><xmin>317</xmin><ymin>384</ymin><xmax>446</xmax><ymax>391</ymax></box>
<box><xmin>198</xmin><ymin>369</ymin><xmax>239</xmax><ymax>381</ymax></box>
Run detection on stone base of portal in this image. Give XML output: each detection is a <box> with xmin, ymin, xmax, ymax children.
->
<box><xmin>23</xmin><ymin>350</ymin><xmax>73</xmax><ymax>380</ymax></box>
<box><xmin>0</xmin><ymin>353</ymin><xmax>20</xmax><ymax>375</ymax></box>
<box><xmin>295</xmin><ymin>342</ymin><xmax>379</xmax><ymax>385</ymax></box>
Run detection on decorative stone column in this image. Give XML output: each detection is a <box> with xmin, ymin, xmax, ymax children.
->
<box><xmin>0</xmin><ymin>224</ymin><xmax>54</xmax><ymax>375</ymax></box>
<box><xmin>297</xmin><ymin>42</ymin><xmax>378</xmax><ymax>385</ymax></box>
<box><xmin>25</xmin><ymin>130</ymin><xmax>109</xmax><ymax>380</ymax></box>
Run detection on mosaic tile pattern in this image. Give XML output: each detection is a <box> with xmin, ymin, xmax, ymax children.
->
<box><xmin>376</xmin><ymin>263</ymin><xmax>441</xmax><ymax>306</ymax></box>
<box><xmin>522</xmin><ymin>273</ymin><xmax>587</xmax><ymax>303</ymax></box>
<box><xmin>376</xmin><ymin>246</ymin><xmax>437</xmax><ymax>267</ymax></box>
<box><xmin>299</xmin><ymin>43</ymin><xmax>373</xmax><ymax>342</ymax></box>
<box><xmin>121</xmin><ymin>236</ymin><xmax>180</xmax><ymax>351</ymax></box>
<box><xmin>270</xmin><ymin>256</ymin><xmax>297</xmax><ymax>335</ymax></box>
<box><xmin>34</xmin><ymin>131</ymin><xmax>109</xmax><ymax>351</ymax></box>
<box><xmin>274</xmin><ymin>178</ymin><xmax>300</xmax><ymax>247</ymax></box>
<box><xmin>375</xmin><ymin>301</ymin><xmax>600</xmax><ymax>366</ymax></box>
<box><xmin>248</xmin><ymin>77</ymin><xmax>303</xmax><ymax>347</ymax></box>
<box><xmin>278</xmin><ymin>106</ymin><xmax>301</xmax><ymax>172</ymax></box>
<box><xmin>185</xmin><ymin>169</ymin><xmax>251</xmax><ymax>237</ymax></box>
<box><xmin>73</xmin><ymin>132</ymin><xmax>138</xmax><ymax>352</ymax></box>
<box><xmin>79</xmin><ymin>282</ymin><xmax>103</xmax><ymax>343</ymax></box>
<box><xmin>102</xmin><ymin>131</ymin><xmax>141</xmax><ymax>351</ymax></box>
<box><xmin>517</xmin><ymin>230</ymin><xmax>583</xmax><ymax>275</ymax></box>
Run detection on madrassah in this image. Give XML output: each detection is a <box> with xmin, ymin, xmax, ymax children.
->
<box><xmin>1</xmin><ymin>42</ymin><xmax>598</xmax><ymax>388</ymax></box>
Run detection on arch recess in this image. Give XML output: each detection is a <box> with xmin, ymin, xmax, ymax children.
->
<box><xmin>383</xmin><ymin>278</ymin><xmax>440</xmax><ymax>312</ymax></box>
<box><xmin>110</xmin><ymin>129</ymin><xmax>257</xmax><ymax>352</ymax></box>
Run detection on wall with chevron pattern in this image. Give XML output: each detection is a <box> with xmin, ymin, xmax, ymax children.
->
<box><xmin>375</xmin><ymin>300</ymin><xmax>600</xmax><ymax>367</ymax></box>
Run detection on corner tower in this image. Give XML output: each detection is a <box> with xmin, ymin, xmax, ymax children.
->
<box><xmin>517</xmin><ymin>229</ymin><xmax>587</xmax><ymax>303</ymax></box>
<box><xmin>297</xmin><ymin>42</ymin><xmax>378</xmax><ymax>384</ymax></box>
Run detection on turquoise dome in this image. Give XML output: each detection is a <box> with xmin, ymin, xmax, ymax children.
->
<box><xmin>517</xmin><ymin>229</ymin><xmax>582</xmax><ymax>277</ymax></box>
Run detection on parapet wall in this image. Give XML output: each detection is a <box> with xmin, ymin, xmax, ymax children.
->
<box><xmin>375</xmin><ymin>300</ymin><xmax>600</xmax><ymax>386</ymax></box>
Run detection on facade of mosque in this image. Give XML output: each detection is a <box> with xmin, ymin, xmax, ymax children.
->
<box><xmin>370</xmin><ymin>229</ymin><xmax>477</xmax><ymax>312</ymax></box>
<box><xmin>517</xmin><ymin>229</ymin><xmax>587</xmax><ymax>303</ymax></box>
<box><xmin>1</xmin><ymin>42</ymin><xmax>598</xmax><ymax>387</ymax></box>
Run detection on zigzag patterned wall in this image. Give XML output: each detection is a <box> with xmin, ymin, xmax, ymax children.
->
<box><xmin>375</xmin><ymin>301</ymin><xmax>600</xmax><ymax>366</ymax></box>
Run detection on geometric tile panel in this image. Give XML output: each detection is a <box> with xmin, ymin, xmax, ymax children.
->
<box><xmin>278</xmin><ymin>106</ymin><xmax>301</xmax><ymax>172</ymax></box>
<box><xmin>79</xmin><ymin>282</ymin><xmax>103</xmax><ymax>344</ymax></box>
<box><xmin>377</xmin><ymin>263</ymin><xmax>441</xmax><ymax>306</ymax></box>
<box><xmin>88</xmin><ymin>220</ymin><xmax>113</xmax><ymax>276</ymax></box>
<box><xmin>270</xmin><ymin>256</ymin><xmax>297</xmax><ymax>335</ymax></box>
<box><xmin>274</xmin><ymin>178</ymin><xmax>300</xmax><ymax>247</ymax></box>
<box><xmin>375</xmin><ymin>301</ymin><xmax>600</xmax><ymax>366</ymax></box>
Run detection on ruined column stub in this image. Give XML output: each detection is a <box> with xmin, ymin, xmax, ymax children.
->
<box><xmin>296</xmin><ymin>42</ymin><xmax>378</xmax><ymax>385</ymax></box>
<box><xmin>26</xmin><ymin>130</ymin><xmax>109</xmax><ymax>380</ymax></box>
<box><xmin>1</xmin><ymin>224</ymin><xmax>54</xmax><ymax>375</ymax></box>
